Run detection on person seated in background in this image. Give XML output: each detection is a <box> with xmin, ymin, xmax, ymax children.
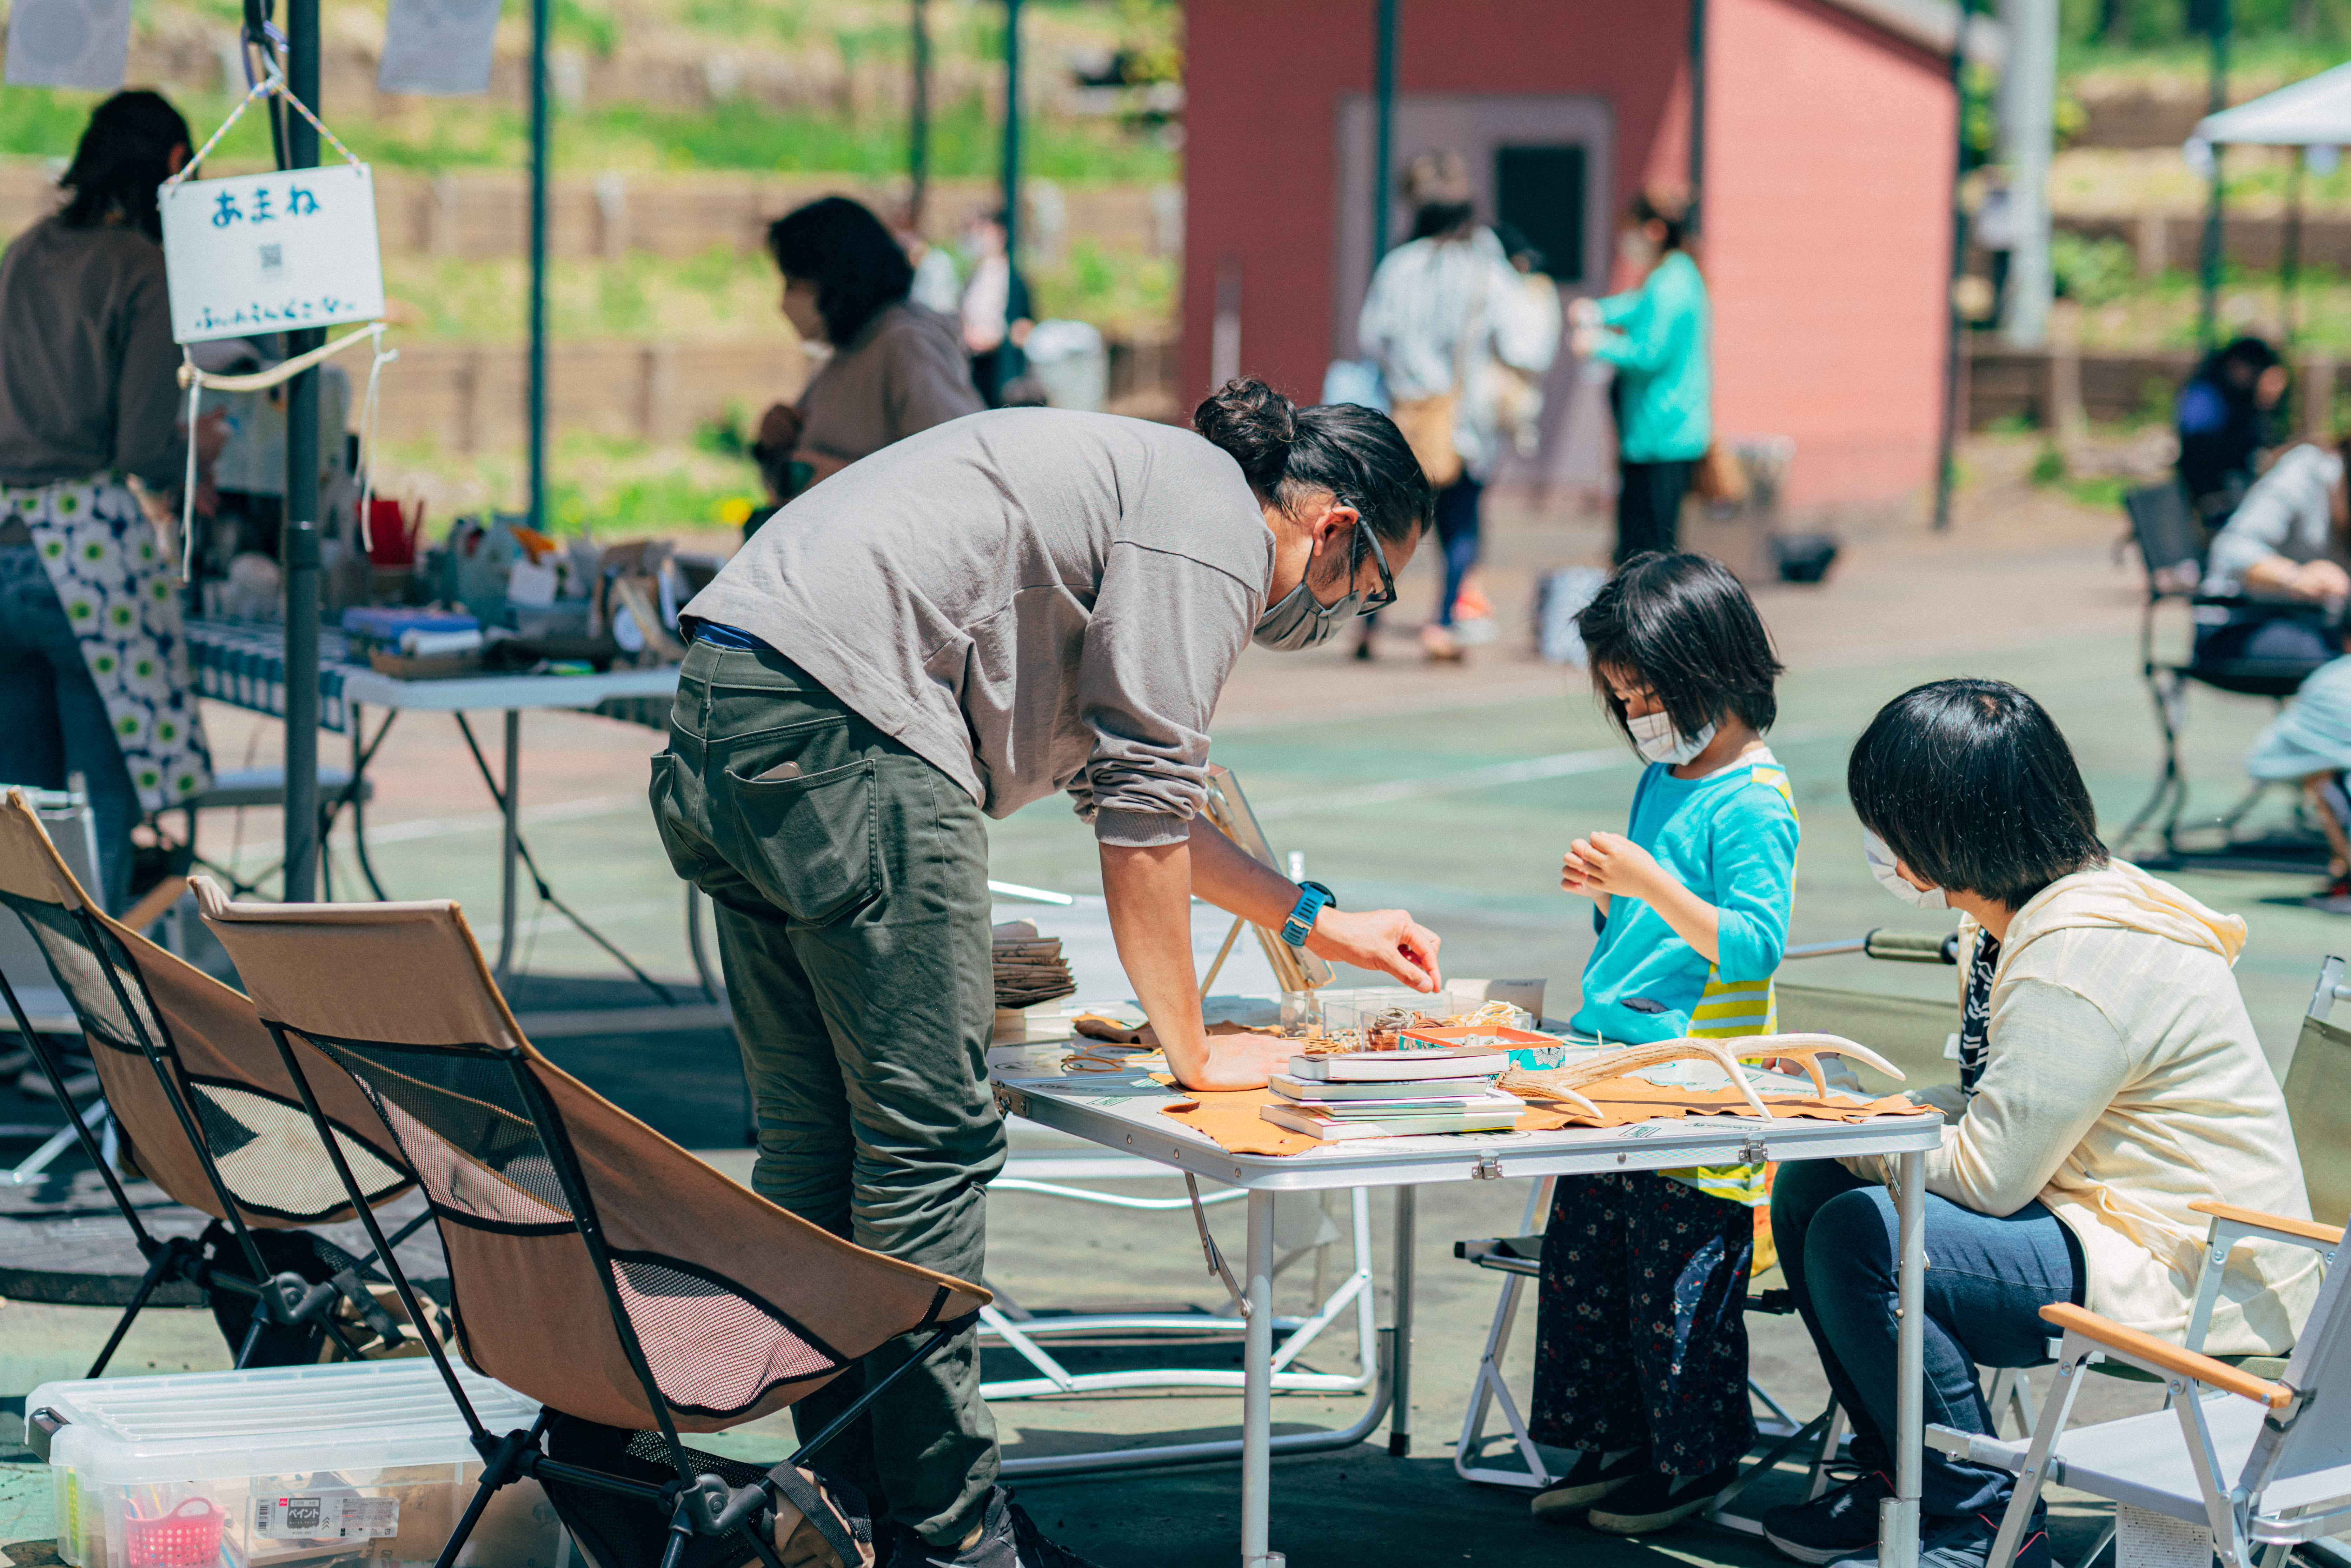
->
<box><xmin>746</xmin><ymin>196</ymin><xmax>982</xmax><ymax>517</ymax></box>
<box><xmin>2177</xmin><ymin>335</ymin><xmax>2286</xmax><ymax>525</ymax></box>
<box><xmin>2243</xmin><ymin>613</ymin><xmax>2351</xmax><ymax>901</ymax></box>
<box><xmin>1762</xmin><ymin>678</ymin><xmax>2319</xmax><ymax>1568</ymax></box>
<box><xmin>2197</xmin><ymin>432</ymin><xmax>2347</xmax><ymax>668</ymax></box>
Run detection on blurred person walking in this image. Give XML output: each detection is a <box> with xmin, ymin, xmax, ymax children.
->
<box><xmin>0</xmin><ymin>90</ymin><xmax>217</xmax><ymax>913</ymax></box>
<box><xmin>959</xmin><ymin>208</ymin><xmax>1035</xmax><ymax>407</ymax></box>
<box><xmin>747</xmin><ymin>196</ymin><xmax>982</xmax><ymax>520</ymax></box>
<box><xmin>1572</xmin><ymin>188</ymin><xmax>1712</xmax><ymax>565</ymax></box>
<box><xmin>2177</xmin><ymin>335</ymin><xmax>2287</xmax><ymax>526</ymax></box>
<box><xmin>1357</xmin><ymin>151</ymin><xmax>1558</xmax><ymax>661</ymax></box>
<box><xmin>656</xmin><ymin>378</ymin><xmax>1446</xmax><ymax>1568</ymax></box>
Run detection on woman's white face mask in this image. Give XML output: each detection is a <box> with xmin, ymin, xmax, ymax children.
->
<box><xmin>1862</xmin><ymin>828</ymin><xmax>1947</xmax><ymax>910</ymax></box>
<box><xmin>1627</xmin><ymin>709</ymin><xmax>1714</xmax><ymax>766</ymax></box>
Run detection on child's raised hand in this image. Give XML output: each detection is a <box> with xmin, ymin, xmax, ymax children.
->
<box><xmin>1562</xmin><ymin>831</ymin><xmax>1668</xmax><ymax>902</ymax></box>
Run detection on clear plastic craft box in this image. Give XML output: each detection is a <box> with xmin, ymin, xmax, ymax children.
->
<box><xmin>26</xmin><ymin>1361</ymin><xmax>565</xmax><ymax>1568</ymax></box>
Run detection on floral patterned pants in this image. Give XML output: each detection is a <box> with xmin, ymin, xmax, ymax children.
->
<box><xmin>1528</xmin><ymin>1170</ymin><xmax>1756</xmax><ymax>1476</ymax></box>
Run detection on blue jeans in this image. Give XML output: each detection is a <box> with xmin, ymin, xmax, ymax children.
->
<box><xmin>0</xmin><ymin>543</ymin><xmax>138</xmax><ymax>912</ymax></box>
<box><xmin>1433</xmin><ymin>474</ymin><xmax>1483</xmax><ymax>626</ymax></box>
<box><xmin>1771</xmin><ymin>1159</ymin><xmax>2083</xmax><ymax>1518</ymax></box>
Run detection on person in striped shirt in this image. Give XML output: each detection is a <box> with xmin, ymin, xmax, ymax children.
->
<box><xmin>1527</xmin><ymin>551</ymin><xmax>1799</xmax><ymax>1537</ymax></box>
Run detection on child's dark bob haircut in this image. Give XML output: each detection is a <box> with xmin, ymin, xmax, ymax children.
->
<box><xmin>1847</xmin><ymin>679</ymin><xmax>2107</xmax><ymax>910</ymax></box>
<box><xmin>1576</xmin><ymin>552</ymin><xmax>1782</xmax><ymax>745</ymax></box>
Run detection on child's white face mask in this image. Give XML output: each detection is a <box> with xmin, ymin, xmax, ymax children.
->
<box><xmin>1863</xmin><ymin>828</ymin><xmax>1948</xmax><ymax>910</ymax></box>
<box><xmin>1628</xmin><ymin>709</ymin><xmax>1714</xmax><ymax>765</ymax></box>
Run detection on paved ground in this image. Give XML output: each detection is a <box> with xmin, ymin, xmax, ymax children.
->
<box><xmin>4</xmin><ymin>435</ymin><xmax>2342</xmax><ymax>1566</ymax></box>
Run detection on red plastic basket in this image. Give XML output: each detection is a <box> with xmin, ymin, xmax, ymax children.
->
<box><xmin>124</xmin><ymin>1498</ymin><xmax>225</xmax><ymax>1568</ymax></box>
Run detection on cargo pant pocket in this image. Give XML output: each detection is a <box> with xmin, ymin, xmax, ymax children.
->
<box><xmin>724</xmin><ymin>757</ymin><xmax>878</xmax><ymax>925</ymax></box>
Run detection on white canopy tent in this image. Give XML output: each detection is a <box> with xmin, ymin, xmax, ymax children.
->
<box><xmin>2185</xmin><ymin>61</ymin><xmax>2351</xmax><ymax>352</ymax></box>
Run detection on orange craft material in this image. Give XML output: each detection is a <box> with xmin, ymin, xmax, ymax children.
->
<box><xmin>1157</xmin><ymin>1077</ymin><xmax>1931</xmax><ymax>1158</ymax></box>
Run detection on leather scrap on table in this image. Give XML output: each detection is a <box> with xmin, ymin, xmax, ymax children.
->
<box><xmin>1156</xmin><ymin>1077</ymin><xmax>1931</xmax><ymax>1157</ymax></box>
<box><xmin>1072</xmin><ymin>1015</ymin><xmax>1283</xmax><ymax>1047</ymax></box>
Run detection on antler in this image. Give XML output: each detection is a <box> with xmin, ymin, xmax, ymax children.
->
<box><xmin>1499</xmin><ymin>1038</ymin><xmax>1772</xmax><ymax>1119</ymax></box>
<box><xmin>1493</xmin><ymin>1075</ymin><xmax>1606</xmax><ymax>1122</ymax></box>
<box><xmin>1720</xmin><ymin>1033</ymin><xmax>1906</xmax><ymax>1098</ymax></box>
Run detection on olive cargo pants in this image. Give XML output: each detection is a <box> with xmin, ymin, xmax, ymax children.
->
<box><xmin>649</xmin><ymin>640</ymin><xmax>1002</xmax><ymax>1547</ymax></box>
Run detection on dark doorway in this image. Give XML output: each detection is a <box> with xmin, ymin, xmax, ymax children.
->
<box><xmin>1494</xmin><ymin>144</ymin><xmax>1587</xmax><ymax>283</ymax></box>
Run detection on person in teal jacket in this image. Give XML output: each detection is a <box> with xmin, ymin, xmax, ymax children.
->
<box><xmin>1572</xmin><ymin>188</ymin><xmax>1713</xmax><ymax>564</ymax></box>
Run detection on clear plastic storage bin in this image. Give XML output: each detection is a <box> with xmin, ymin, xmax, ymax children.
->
<box><xmin>28</xmin><ymin>1361</ymin><xmax>563</xmax><ymax>1568</ymax></box>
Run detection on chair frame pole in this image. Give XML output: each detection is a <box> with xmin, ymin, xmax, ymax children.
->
<box><xmin>262</xmin><ymin>1021</ymin><xmax>493</xmax><ymax>1440</ymax></box>
<box><xmin>1986</xmin><ymin>1342</ymin><xmax>2093</xmax><ymax>1568</ymax></box>
<box><xmin>0</xmin><ymin>968</ymin><xmax>151</xmax><ymax>1245</ymax></box>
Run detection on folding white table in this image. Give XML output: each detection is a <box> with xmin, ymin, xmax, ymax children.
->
<box><xmin>989</xmin><ymin>1049</ymin><xmax>1943</xmax><ymax>1568</ymax></box>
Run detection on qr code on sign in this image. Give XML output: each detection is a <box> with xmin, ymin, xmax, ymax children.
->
<box><xmin>258</xmin><ymin>243</ymin><xmax>284</xmax><ymax>273</ymax></box>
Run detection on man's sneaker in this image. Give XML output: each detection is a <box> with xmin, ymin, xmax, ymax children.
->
<box><xmin>889</xmin><ymin>1488</ymin><xmax>1108</xmax><ymax>1568</ymax></box>
<box><xmin>1530</xmin><ymin>1447</ymin><xmax>1650</xmax><ymax>1522</ymax></box>
<box><xmin>1826</xmin><ymin>1505</ymin><xmax>2051</xmax><ymax>1568</ymax></box>
<box><xmin>1762</xmin><ymin>1469</ymin><xmax>1895</xmax><ymax>1564</ymax></box>
<box><xmin>1586</xmin><ymin>1461</ymin><xmax>1740</xmax><ymax>1535</ymax></box>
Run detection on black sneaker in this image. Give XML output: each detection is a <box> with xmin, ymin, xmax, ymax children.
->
<box><xmin>1763</xmin><ymin>1469</ymin><xmax>1895</xmax><ymax>1564</ymax></box>
<box><xmin>1530</xmin><ymin>1446</ymin><xmax>1650</xmax><ymax>1522</ymax></box>
<box><xmin>1586</xmin><ymin>1461</ymin><xmax>1740</xmax><ymax>1535</ymax></box>
<box><xmin>888</xmin><ymin>1488</ymin><xmax>1107</xmax><ymax>1568</ymax></box>
<box><xmin>1826</xmin><ymin>1505</ymin><xmax>2050</xmax><ymax>1568</ymax></box>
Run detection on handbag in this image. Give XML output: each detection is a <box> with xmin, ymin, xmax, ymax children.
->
<box><xmin>1390</xmin><ymin>392</ymin><xmax>1465</xmax><ymax>488</ymax></box>
<box><xmin>1692</xmin><ymin>440</ymin><xmax>1748</xmax><ymax>505</ymax></box>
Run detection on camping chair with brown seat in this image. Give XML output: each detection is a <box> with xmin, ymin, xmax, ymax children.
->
<box><xmin>193</xmin><ymin>881</ymin><xmax>991</xmax><ymax>1568</ymax></box>
<box><xmin>0</xmin><ymin>789</ymin><xmax>427</xmax><ymax>1372</ymax></box>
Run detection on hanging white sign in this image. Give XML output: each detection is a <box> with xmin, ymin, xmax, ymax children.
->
<box><xmin>159</xmin><ymin>162</ymin><xmax>385</xmax><ymax>344</ymax></box>
<box><xmin>379</xmin><ymin>0</ymin><xmax>503</xmax><ymax>95</ymax></box>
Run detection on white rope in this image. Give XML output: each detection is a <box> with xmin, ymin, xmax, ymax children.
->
<box><xmin>175</xmin><ymin>323</ymin><xmax>383</xmax><ymax>393</ymax></box>
<box><xmin>356</xmin><ymin>327</ymin><xmax>397</xmax><ymax>554</ymax></box>
<box><xmin>180</xmin><ymin>347</ymin><xmax>202</xmax><ymax>581</ymax></box>
<box><xmin>165</xmin><ymin>68</ymin><xmax>365</xmax><ymax>189</ymax></box>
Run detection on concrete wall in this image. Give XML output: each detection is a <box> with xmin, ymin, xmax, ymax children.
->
<box><xmin>1707</xmin><ymin>0</ymin><xmax>1952</xmax><ymax>508</ymax></box>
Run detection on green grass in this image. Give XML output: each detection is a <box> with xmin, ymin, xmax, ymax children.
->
<box><xmin>382</xmin><ymin>429</ymin><xmax>763</xmax><ymax>533</ymax></box>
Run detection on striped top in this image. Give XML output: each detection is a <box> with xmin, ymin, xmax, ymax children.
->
<box><xmin>1569</xmin><ymin>749</ymin><xmax>1800</xmax><ymax>1046</ymax></box>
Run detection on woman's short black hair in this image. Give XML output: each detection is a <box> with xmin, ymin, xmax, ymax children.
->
<box><xmin>59</xmin><ymin>91</ymin><xmax>190</xmax><ymax>241</ymax></box>
<box><xmin>765</xmin><ymin>195</ymin><xmax>915</xmax><ymax>346</ymax></box>
<box><xmin>1628</xmin><ymin>185</ymin><xmax>1692</xmax><ymax>254</ymax></box>
<box><xmin>1576</xmin><ymin>552</ymin><xmax>1780</xmax><ymax>744</ymax></box>
<box><xmin>1193</xmin><ymin>377</ymin><xmax>1433</xmax><ymax>553</ymax></box>
<box><xmin>1847</xmin><ymin>678</ymin><xmax>2107</xmax><ymax>910</ymax></box>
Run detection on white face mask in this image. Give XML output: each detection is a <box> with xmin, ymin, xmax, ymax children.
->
<box><xmin>1863</xmin><ymin>828</ymin><xmax>1948</xmax><ymax>910</ymax></box>
<box><xmin>1628</xmin><ymin>709</ymin><xmax>1714</xmax><ymax>766</ymax></box>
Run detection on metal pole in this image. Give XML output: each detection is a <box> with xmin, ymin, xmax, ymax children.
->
<box><xmin>1686</xmin><ymin>0</ymin><xmax>1707</xmax><ymax>239</ymax></box>
<box><xmin>2198</xmin><ymin>0</ymin><xmax>2230</xmax><ymax>350</ymax></box>
<box><xmin>1998</xmin><ymin>0</ymin><xmax>2056</xmax><ymax>348</ymax></box>
<box><xmin>910</xmin><ymin>0</ymin><xmax>930</xmax><ymax>231</ymax></box>
<box><xmin>528</xmin><ymin>0</ymin><xmax>551</xmax><ymax>535</ymax></box>
<box><xmin>2284</xmin><ymin>147</ymin><xmax>2304</xmax><ymax>352</ymax></box>
<box><xmin>1240</xmin><ymin>1190</ymin><xmax>1276</xmax><ymax>1568</ymax></box>
<box><xmin>1388</xmin><ymin>1183</ymin><xmax>1415</xmax><ymax>1456</ymax></box>
<box><xmin>281</xmin><ymin>0</ymin><xmax>322</xmax><ymax>899</ymax></box>
<box><xmin>1370</xmin><ymin>0</ymin><xmax>1399</xmax><ymax>261</ymax></box>
<box><xmin>1931</xmin><ymin>0</ymin><xmax>1973</xmax><ymax>532</ymax></box>
<box><xmin>1878</xmin><ymin>1149</ymin><xmax>1927</xmax><ymax>1568</ymax></box>
<box><xmin>1000</xmin><ymin>0</ymin><xmax>1022</xmax><ymax>263</ymax></box>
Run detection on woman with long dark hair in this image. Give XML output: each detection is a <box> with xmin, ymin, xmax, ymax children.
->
<box><xmin>655</xmin><ymin>378</ymin><xmax>1446</xmax><ymax>1568</ymax></box>
<box><xmin>746</xmin><ymin>195</ymin><xmax>982</xmax><ymax>512</ymax></box>
<box><xmin>0</xmin><ymin>91</ymin><xmax>215</xmax><ymax>912</ymax></box>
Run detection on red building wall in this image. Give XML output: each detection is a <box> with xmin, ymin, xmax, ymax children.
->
<box><xmin>1181</xmin><ymin>0</ymin><xmax>1957</xmax><ymax>514</ymax></box>
<box><xmin>1705</xmin><ymin>0</ymin><xmax>1953</xmax><ymax>509</ymax></box>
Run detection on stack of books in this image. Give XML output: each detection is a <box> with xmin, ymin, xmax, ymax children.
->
<box><xmin>1259</xmin><ymin>1046</ymin><xmax>1519</xmax><ymax>1140</ymax></box>
<box><xmin>991</xmin><ymin>920</ymin><xmax>1076</xmax><ymax>1011</ymax></box>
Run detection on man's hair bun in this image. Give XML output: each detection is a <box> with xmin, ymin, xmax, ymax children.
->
<box><xmin>1193</xmin><ymin>377</ymin><xmax>1299</xmax><ymax>493</ymax></box>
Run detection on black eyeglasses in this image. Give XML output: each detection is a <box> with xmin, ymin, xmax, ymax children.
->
<box><xmin>1346</xmin><ymin>507</ymin><xmax>1396</xmax><ymax>613</ymax></box>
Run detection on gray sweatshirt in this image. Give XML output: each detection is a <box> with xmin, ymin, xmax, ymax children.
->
<box><xmin>683</xmin><ymin>408</ymin><xmax>1273</xmax><ymax>846</ymax></box>
<box><xmin>0</xmin><ymin>215</ymin><xmax>185</xmax><ymax>489</ymax></box>
<box><xmin>2203</xmin><ymin>441</ymin><xmax>2346</xmax><ymax>598</ymax></box>
<box><xmin>794</xmin><ymin>301</ymin><xmax>983</xmax><ymax>469</ymax></box>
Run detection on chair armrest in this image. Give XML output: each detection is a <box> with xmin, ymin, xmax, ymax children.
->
<box><xmin>2039</xmin><ymin>1303</ymin><xmax>2293</xmax><ymax>1409</ymax></box>
<box><xmin>2189</xmin><ymin>1198</ymin><xmax>2345</xmax><ymax>1248</ymax></box>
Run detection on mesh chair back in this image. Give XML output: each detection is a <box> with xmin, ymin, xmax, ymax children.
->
<box><xmin>194</xmin><ymin>886</ymin><xmax>990</xmax><ymax>1435</ymax></box>
<box><xmin>2284</xmin><ymin>1012</ymin><xmax>2351</xmax><ymax>1227</ymax></box>
<box><xmin>2125</xmin><ymin>480</ymin><xmax>2204</xmax><ymax>591</ymax></box>
<box><xmin>2243</xmin><ymin>1242</ymin><xmax>2351</xmax><ymax>1490</ymax></box>
<box><xmin>0</xmin><ymin>791</ymin><xmax>409</xmax><ymax>1225</ymax></box>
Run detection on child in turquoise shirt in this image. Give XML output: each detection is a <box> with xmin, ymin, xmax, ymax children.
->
<box><xmin>1529</xmin><ymin>552</ymin><xmax>1798</xmax><ymax>1537</ymax></box>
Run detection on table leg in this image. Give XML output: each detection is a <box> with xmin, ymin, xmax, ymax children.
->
<box><xmin>1880</xmin><ymin>1149</ymin><xmax>1926</xmax><ymax>1568</ymax></box>
<box><xmin>1390</xmin><ymin>1184</ymin><xmax>1416</xmax><ymax>1458</ymax></box>
<box><xmin>495</xmin><ymin>709</ymin><xmax>521</xmax><ymax>979</ymax></box>
<box><xmin>1241</xmin><ymin>1188</ymin><xmax>1277</xmax><ymax>1568</ymax></box>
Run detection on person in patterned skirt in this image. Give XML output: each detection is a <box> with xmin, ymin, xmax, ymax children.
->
<box><xmin>0</xmin><ymin>92</ymin><xmax>218</xmax><ymax>911</ymax></box>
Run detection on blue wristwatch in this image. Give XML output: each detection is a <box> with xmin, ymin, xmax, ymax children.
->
<box><xmin>1281</xmin><ymin>881</ymin><xmax>1336</xmax><ymax>948</ymax></box>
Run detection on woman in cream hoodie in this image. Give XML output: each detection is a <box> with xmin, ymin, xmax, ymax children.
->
<box><xmin>1759</xmin><ymin>679</ymin><xmax>2320</xmax><ymax>1568</ymax></box>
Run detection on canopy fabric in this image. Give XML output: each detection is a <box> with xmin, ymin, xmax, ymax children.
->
<box><xmin>2192</xmin><ymin>60</ymin><xmax>2351</xmax><ymax>147</ymax></box>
